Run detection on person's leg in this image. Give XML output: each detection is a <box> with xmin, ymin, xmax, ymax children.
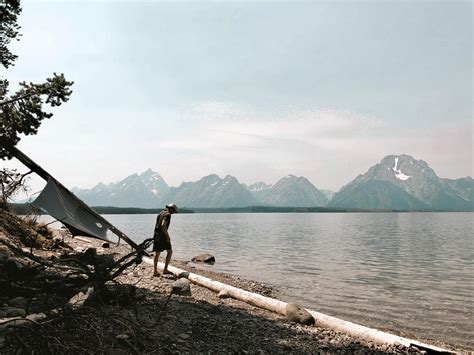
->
<box><xmin>163</xmin><ymin>249</ymin><xmax>173</xmax><ymax>273</ymax></box>
<box><xmin>153</xmin><ymin>252</ymin><xmax>161</xmax><ymax>276</ymax></box>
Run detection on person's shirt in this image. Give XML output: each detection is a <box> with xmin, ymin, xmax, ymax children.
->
<box><xmin>154</xmin><ymin>210</ymin><xmax>171</xmax><ymax>236</ymax></box>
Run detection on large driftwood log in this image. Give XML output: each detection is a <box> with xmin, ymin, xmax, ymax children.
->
<box><xmin>143</xmin><ymin>257</ymin><xmax>453</xmax><ymax>354</ymax></box>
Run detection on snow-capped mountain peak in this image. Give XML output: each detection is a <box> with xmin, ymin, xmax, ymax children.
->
<box><xmin>330</xmin><ymin>154</ymin><xmax>473</xmax><ymax>211</ymax></box>
<box><xmin>72</xmin><ymin>169</ymin><xmax>170</xmax><ymax>208</ymax></box>
<box><xmin>392</xmin><ymin>156</ymin><xmax>411</xmax><ymax>181</ymax></box>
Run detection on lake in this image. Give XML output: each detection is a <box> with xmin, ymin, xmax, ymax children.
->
<box><xmin>47</xmin><ymin>212</ymin><xmax>474</xmax><ymax>349</ymax></box>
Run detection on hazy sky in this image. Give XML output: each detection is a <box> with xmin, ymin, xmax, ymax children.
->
<box><xmin>2</xmin><ymin>0</ymin><xmax>472</xmax><ymax>197</ymax></box>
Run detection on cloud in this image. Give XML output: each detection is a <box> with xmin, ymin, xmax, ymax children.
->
<box><xmin>153</xmin><ymin>103</ymin><xmax>472</xmax><ymax>189</ymax></box>
<box><xmin>4</xmin><ymin>100</ymin><xmax>471</xmax><ymax>195</ymax></box>
<box><xmin>159</xmin><ymin>104</ymin><xmax>383</xmax><ymax>152</ymax></box>
<box><xmin>190</xmin><ymin>101</ymin><xmax>247</xmax><ymax>121</ymax></box>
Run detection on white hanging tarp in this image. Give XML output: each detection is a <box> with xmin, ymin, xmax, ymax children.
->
<box><xmin>32</xmin><ymin>178</ymin><xmax>112</xmax><ymax>240</ymax></box>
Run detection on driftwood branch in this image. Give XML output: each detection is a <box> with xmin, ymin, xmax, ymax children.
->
<box><xmin>0</xmin><ymin>238</ymin><xmax>92</xmax><ymax>277</ymax></box>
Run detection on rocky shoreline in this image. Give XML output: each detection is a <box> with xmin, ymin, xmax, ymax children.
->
<box><xmin>0</xmin><ymin>228</ymin><xmax>461</xmax><ymax>354</ymax></box>
<box><xmin>68</xmin><ymin>236</ymin><xmax>429</xmax><ymax>354</ymax></box>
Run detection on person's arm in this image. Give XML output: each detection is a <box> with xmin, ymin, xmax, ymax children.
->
<box><xmin>160</xmin><ymin>214</ymin><xmax>171</xmax><ymax>242</ymax></box>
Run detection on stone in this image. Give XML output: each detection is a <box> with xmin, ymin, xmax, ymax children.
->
<box><xmin>172</xmin><ymin>278</ymin><xmax>191</xmax><ymax>296</ymax></box>
<box><xmin>178</xmin><ymin>271</ymin><xmax>190</xmax><ymax>279</ymax></box>
<box><xmin>285</xmin><ymin>303</ymin><xmax>315</xmax><ymax>326</ymax></box>
<box><xmin>68</xmin><ymin>287</ymin><xmax>94</xmax><ymax>309</ymax></box>
<box><xmin>53</xmin><ymin>236</ymin><xmax>62</xmax><ymax>244</ymax></box>
<box><xmin>6</xmin><ymin>260</ymin><xmax>24</xmax><ymax>277</ymax></box>
<box><xmin>83</xmin><ymin>247</ymin><xmax>97</xmax><ymax>260</ymax></box>
<box><xmin>6</xmin><ymin>307</ymin><xmax>26</xmax><ymax>317</ymax></box>
<box><xmin>9</xmin><ymin>297</ymin><xmax>27</xmax><ymax>309</ymax></box>
<box><xmin>115</xmin><ymin>334</ymin><xmax>129</xmax><ymax>340</ymax></box>
<box><xmin>0</xmin><ymin>250</ymin><xmax>12</xmax><ymax>261</ymax></box>
<box><xmin>178</xmin><ymin>333</ymin><xmax>190</xmax><ymax>340</ymax></box>
<box><xmin>102</xmin><ymin>242</ymin><xmax>110</xmax><ymax>248</ymax></box>
<box><xmin>217</xmin><ymin>290</ymin><xmax>231</xmax><ymax>299</ymax></box>
<box><xmin>191</xmin><ymin>253</ymin><xmax>215</xmax><ymax>264</ymax></box>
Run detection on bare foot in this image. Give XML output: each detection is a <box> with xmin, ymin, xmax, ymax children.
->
<box><xmin>162</xmin><ymin>270</ymin><xmax>173</xmax><ymax>275</ymax></box>
<box><xmin>153</xmin><ymin>272</ymin><xmax>161</xmax><ymax>277</ymax></box>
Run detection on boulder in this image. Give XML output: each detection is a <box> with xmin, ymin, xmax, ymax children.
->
<box><xmin>6</xmin><ymin>260</ymin><xmax>24</xmax><ymax>276</ymax></box>
<box><xmin>9</xmin><ymin>297</ymin><xmax>27</xmax><ymax>309</ymax></box>
<box><xmin>6</xmin><ymin>307</ymin><xmax>26</xmax><ymax>317</ymax></box>
<box><xmin>191</xmin><ymin>253</ymin><xmax>215</xmax><ymax>264</ymax></box>
<box><xmin>172</xmin><ymin>278</ymin><xmax>191</xmax><ymax>296</ymax></box>
<box><xmin>285</xmin><ymin>303</ymin><xmax>315</xmax><ymax>326</ymax></box>
<box><xmin>178</xmin><ymin>271</ymin><xmax>190</xmax><ymax>279</ymax></box>
<box><xmin>83</xmin><ymin>247</ymin><xmax>97</xmax><ymax>260</ymax></box>
<box><xmin>0</xmin><ymin>249</ymin><xmax>13</xmax><ymax>261</ymax></box>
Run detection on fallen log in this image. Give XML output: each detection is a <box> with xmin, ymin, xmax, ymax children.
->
<box><xmin>143</xmin><ymin>257</ymin><xmax>454</xmax><ymax>354</ymax></box>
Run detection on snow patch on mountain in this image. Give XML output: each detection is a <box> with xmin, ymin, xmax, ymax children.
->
<box><xmin>392</xmin><ymin>157</ymin><xmax>410</xmax><ymax>181</ymax></box>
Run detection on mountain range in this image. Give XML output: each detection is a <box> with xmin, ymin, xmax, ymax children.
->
<box><xmin>71</xmin><ymin>169</ymin><xmax>169</xmax><ymax>208</ymax></box>
<box><xmin>71</xmin><ymin>155</ymin><xmax>473</xmax><ymax>211</ymax></box>
<box><xmin>245</xmin><ymin>175</ymin><xmax>328</xmax><ymax>207</ymax></box>
<box><xmin>329</xmin><ymin>155</ymin><xmax>473</xmax><ymax>211</ymax></box>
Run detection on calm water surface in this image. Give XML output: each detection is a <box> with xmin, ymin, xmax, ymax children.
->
<box><xmin>61</xmin><ymin>213</ymin><xmax>474</xmax><ymax>349</ymax></box>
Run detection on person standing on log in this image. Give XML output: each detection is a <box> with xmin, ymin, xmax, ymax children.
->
<box><xmin>153</xmin><ymin>203</ymin><xmax>178</xmax><ymax>276</ymax></box>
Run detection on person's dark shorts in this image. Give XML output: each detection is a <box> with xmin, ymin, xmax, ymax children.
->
<box><xmin>153</xmin><ymin>235</ymin><xmax>172</xmax><ymax>252</ymax></box>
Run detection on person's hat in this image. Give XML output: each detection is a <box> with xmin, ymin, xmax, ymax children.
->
<box><xmin>166</xmin><ymin>203</ymin><xmax>178</xmax><ymax>212</ymax></box>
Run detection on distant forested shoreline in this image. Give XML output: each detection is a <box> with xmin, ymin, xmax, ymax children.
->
<box><xmin>9</xmin><ymin>203</ymin><xmax>448</xmax><ymax>215</ymax></box>
<box><xmin>8</xmin><ymin>203</ymin><xmax>195</xmax><ymax>215</ymax></box>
